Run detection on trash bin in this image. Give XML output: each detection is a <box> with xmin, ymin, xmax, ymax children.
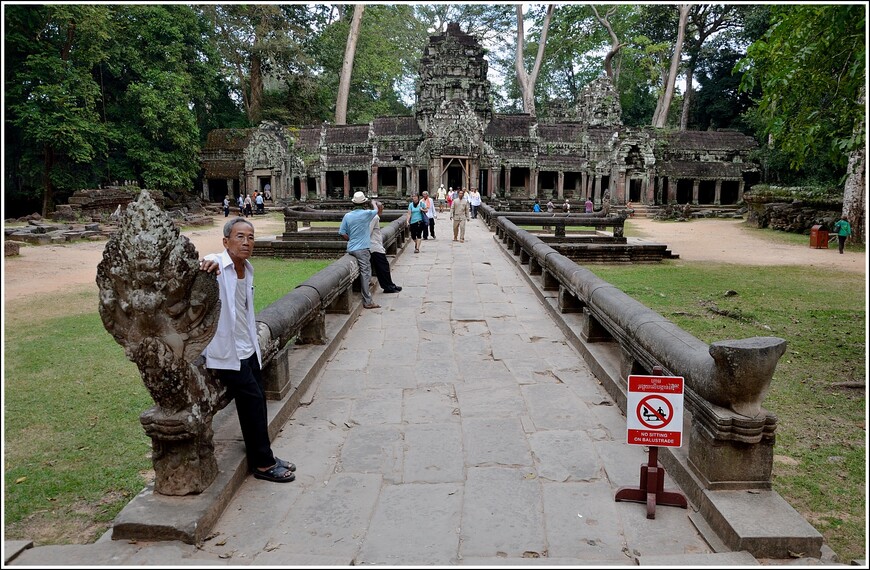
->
<box><xmin>810</xmin><ymin>225</ymin><xmax>829</xmax><ymax>248</ymax></box>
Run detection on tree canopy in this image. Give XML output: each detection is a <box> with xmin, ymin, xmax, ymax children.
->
<box><xmin>4</xmin><ymin>3</ymin><xmax>866</xmax><ymax>217</ymax></box>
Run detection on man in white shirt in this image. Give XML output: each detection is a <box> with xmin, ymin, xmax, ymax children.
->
<box><xmin>200</xmin><ymin>217</ymin><xmax>296</xmax><ymax>483</ymax></box>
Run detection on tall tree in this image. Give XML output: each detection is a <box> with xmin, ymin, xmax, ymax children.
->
<box><xmin>738</xmin><ymin>4</ymin><xmax>866</xmax><ymax>242</ymax></box>
<box><xmin>651</xmin><ymin>4</ymin><xmax>691</xmax><ymax>128</ymax></box>
<box><xmin>202</xmin><ymin>5</ymin><xmax>309</xmax><ymax>125</ymax></box>
<box><xmin>335</xmin><ymin>4</ymin><xmax>364</xmax><ymax>125</ymax></box>
<box><xmin>591</xmin><ymin>5</ymin><xmax>625</xmax><ymax>83</ymax></box>
<box><xmin>679</xmin><ymin>5</ymin><xmax>740</xmax><ymax>130</ymax></box>
<box><xmin>515</xmin><ymin>4</ymin><xmax>555</xmax><ymax>116</ymax></box>
<box><xmin>6</xmin><ymin>5</ymin><xmax>111</xmax><ymax>215</ymax></box>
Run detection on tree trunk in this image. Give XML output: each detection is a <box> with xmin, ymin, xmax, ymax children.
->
<box><xmin>842</xmin><ymin>85</ymin><xmax>866</xmax><ymax>244</ymax></box>
<box><xmin>591</xmin><ymin>6</ymin><xmax>623</xmax><ymax>82</ymax></box>
<box><xmin>653</xmin><ymin>4</ymin><xmax>691</xmax><ymax>128</ymax></box>
<box><xmin>335</xmin><ymin>4</ymin><xmax>364</xmax><ymax>125</ymax></box>
<box><xmin>679</xmin><ymin>61</ymin><xmax>694</xmax><ymax>130</ymax></box>
<box><xmin>515</xmin><ymin>4</ymin><xmax>554</xmax><ymax>117</ymax></box>
<box><xmin>42</xmin><ymin>143</ymin><xmax>55</xmax><ymax>217</ymax></box>
<box><xmin>249</xmin><ymin>51</ymin><xmax>262</xmax><ymax>125</ymax></box>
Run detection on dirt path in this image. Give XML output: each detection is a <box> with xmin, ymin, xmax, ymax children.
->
<box><xmin>2</xmin><ymin>215</ymin><xmax>864</xmax><ymax>304</ymax></box>
<box><xmin>2</xmin><ymin>215</ymin><xmax>285</xmax><ymax>303</ymax></box>
<box><xmin>629</xmin><ymin>217</ymin><xmax>865</xmax><ymax>273</ymax></box>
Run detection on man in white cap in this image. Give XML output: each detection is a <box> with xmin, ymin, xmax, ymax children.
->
<box><xmin>339</xmin><ymin>191</ymin><xmax>380</xmax><ymax>309</ymax></box>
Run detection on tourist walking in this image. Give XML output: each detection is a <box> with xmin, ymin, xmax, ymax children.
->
<box><xmin>223</xmin><ymin>195</ymin><xmax>230</xmax><ymax>217</ymax></box>
<box><xmin>585</xmin><ymin>197</ymin><xmax>593</xmax><ymax>214</ymax></box>
<box><xmin>546</xmin><ymin>199</ymin><xmax>554</xmax><ymax>213</ymax></box>
<box><xmin>437</xmin><ymin>184</ymin><xmax>447</xmax><ymax>213</ymax></box>
<box><xmin>563</xmin><ymin>198</ymin><xmax>571</xmax><ymax>213</ymax></box>
<box><xmin>450</xmin><ymin>188</ymin><xmax>471</xmax><ymax>242</ymax></box>
<box><xmin>199</xmin><ymin>217</ymin><xmax>297</xmax><ymax>483</ymax></box>
<box><xmin>255</xmin><ymin>193</ymin><xmax>265</xmax><ymax>214</ymax></box>
<box><xmin>406</xmin><ymin>194</ymin><xmax>427</xmax><ymax>254</ymax></box>
<box><xmin>244</xmin><ymin>194</ymin><xmax>253</xmax><ymax>217</ymax></box>
<box><xmin>833</xmin><ymin>216</ymin><xmax>852</xmax><ymax>254</ymax></box>
<box><xmin>422</xmin><ymin>191</ymin><xmax>437</xmax><ymax>239</ymax></box>
<box><xmin>339</xmin><ymin>191</ymin><xmax>380</xmax><ymax>309</ymax></box>
<box><xmin>468</xmin><ymin>188</ymin><xmax>482</xmax><ymax>219</ymax></box>
<box><xmin>237</xmin><ymin>195</ymin><xmax>245</xmax><ymax>216</ymax></box>
<box><xmin>533</xmin><ymin>199</ymin><xmax>541</xmax><ymax>212</ymax></box>
<box><xmin>369</xmin><ymin>200</ymin><xmax>402</xmax><ymax>293</ymax></box>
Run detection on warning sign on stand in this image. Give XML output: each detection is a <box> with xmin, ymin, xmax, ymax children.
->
<box><xmin>626</xmin><ymin>374</ymin><xmax>684</xmax><ymax>447</ymax></box>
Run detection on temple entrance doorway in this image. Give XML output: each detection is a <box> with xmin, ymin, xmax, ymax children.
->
<box><xmin>629</xmin><ymin>179</ymin><xmax>642</xmax><ymax>202</ymax></box>
<box><xmin>442</xmin><ymin>156</ymin><xmax>472</xmax><ymax>191</ymax></box>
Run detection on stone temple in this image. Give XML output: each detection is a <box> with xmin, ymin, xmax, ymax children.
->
<box><xmin>200</xmin><ymin>22</ymin><xmax>759</xmax><ymax>208</ymax></box>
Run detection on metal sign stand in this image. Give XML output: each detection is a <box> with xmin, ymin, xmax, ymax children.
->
<box><xmin>614</xmin><ymin>366</ymin><xmax>688</xmax><ymax>519</ymax></box>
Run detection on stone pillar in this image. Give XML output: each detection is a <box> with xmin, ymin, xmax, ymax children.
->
<box><xmin>411</xmin><ymin>166</ymin><xmax>418</xmax><ymax>196</ymax></box>
<box><xmin>714</xmin><ymin>179</ymin><xmax>722</xmax><ymax>205</ymax></box>
<box><xmin>320</xmin><ymin>171</ymin><xmax>327</xmax><ymax>199</ymax></box>
<box><xmin>692</xmin><ymin>178</ymin><xmax>700</xmax><ymax>204</ymax></box>
<box><xmin>488</xmin><ymin>168</ymin><xmax>495</xmax><ymax>198</ymax></box>
<box><xmin>593</xmin><ymin>175</ymin><xmax>602</xmax><ymax>206</ymax></box>
<box><xmin>738</xmin><ymin>179</ymin><xmax>745</xmax><ymax>202</ymax></box>
<box><xmin>343</xmin><ymin>171</ymin><xmax>350</xmax><ymax>199</ymax></box>
<box><xmin>579</xmin><ymin>172</ymin><xmax>586</xmax><ymax>200</ymax></box>
<box><xmin>642</xmin><ymin>175</ymin><xmax>651</xmax><ymax>205</ymax></box>
<box><xmin>557</xmin><ymin>171</ymin><xmax>564</xmax><ymax>200</ymax></box>
<box><xmin>300</xmin><ymin>177</ymin><xmax>309</xmax><ymax>201</ymax></box>
<box><xmin>471</xmin><ymin>161</ymin><xmax>479</xmax><ymax>192</ymax></box>
<box><xmin>505</xmin><ymin>166</ymin><xmax>512</xmax><ymax>198</ymax></box>
<box><xmin>615</xmin><ymin>171</ymin><xmax>626</xmax><ymax>204</ymax></box>
<box><xmin>667</xmin><ymin>177</ymin><xmax>676</xmax><ymax>204</ymax></box>
<box><xmin>574</xmin><ymin>175</ymin><xmax>580</xmax><ymax>200</ymax></box>
<box><xmin>371</xmin><ymin>164</ymin><xmax>379</xmax><ymax>196</ymax></box>
<box><xmin>397</xmin><ymin>167</ymin><xmax>404</xmax><ymax>196</ymax></box>
<box><xmin>202</xmin><ymin>178</ymin><xmax>210</xmax><ymax>201</ymax></box>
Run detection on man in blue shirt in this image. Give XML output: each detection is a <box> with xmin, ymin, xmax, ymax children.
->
<box><xmin>339</xmin><ymin>191</ymin><xmax>380</xmax><ymax>309</ymax></box>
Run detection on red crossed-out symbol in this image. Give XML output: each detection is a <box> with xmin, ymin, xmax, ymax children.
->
<box><xmin>636</xmin><ymin>395</ymin><xmax>674</xmax><ymax>430</ymax></box>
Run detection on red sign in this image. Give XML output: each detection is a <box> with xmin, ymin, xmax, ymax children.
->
<box><xmin>626</xmin><ymin>374</ymin><xmax>684</xmax><ymax>447</ymax></box>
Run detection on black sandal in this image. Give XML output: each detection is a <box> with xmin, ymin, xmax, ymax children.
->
<box><xmin>276</xmin><ymin>457</ymin><xmax>296</xmax><ymax>472</ymax></box>
<box><xmin>253</xmin><ymin>463</ymin><xmax>296</xmax><ymax>483</ymax></box>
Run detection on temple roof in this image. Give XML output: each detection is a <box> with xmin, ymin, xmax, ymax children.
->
<box><xmin>537</xmin><ymin>123</ymin><xmax>585</xmax><ymax>142</ymax></box>
<box><xmin>202</xmin><ymin>160</ymin><xmax>244</xmax><ymax>178</ymax></box>
<box><xmin>325</xmin><ymin>125</ymin><xmax>370</xmax><ymax>145</ymax></box>
<box><xmin>203</xmin><ymin>128</ymin><xmax>253</xmax><ymax>151</ymax></box>
<box><xmin>661</xmin><ymin>130</ymin><xmax>758</xmax><ymax>151</ymax></box>
<box><xmin>372</xmin><ymin>116</ymin><xmax>422</xmax><ymax>137</ymax></box>
<box><xmin>485</xmin><ymin>114</ymin><xmax>534</xmax><ymax>137</ymax></box>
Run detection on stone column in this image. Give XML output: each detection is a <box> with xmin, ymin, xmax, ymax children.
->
<box><xmin>397</xmin><ymin>166</ymin><xmax>404</xmax><ymax>196</ymax></box>
<box><xmin>714</xmin><ymin>179</ymin><xmax>722</xmax><ymax>205</ymax></box>
<box><xmin>505</xmin><ymin>165</ymin><xmax>512</xmax><ymax>198</ymax></box>
<box><xmin>343</xmin><ymin>171</ymin><xmax>350</xmax><ymax>199</ymax></box>
<box><xmin>615</xmin><ymin>171</ymin><xmax>626</xmax><ymax>204</ymax></box>
<box><xmin>642</xmin><ymin>175</ymin><xmax>651</xmax><ymax>205</ymax></box>
<box><xmin>692</xmin><ymin>178</ymin><xmax>700</xmax><ymax>204</ymax></box>
<box><xmin>593</xmin><ymin>175</ymin><xmax>602</xmax><ymax>206</ymax></box>
<box><xmin>557</xmin><ymin>170</ymin><xmax>564</xmax><ymax>200</ymax></box>
<box><xmin>488</xmin><ymin>168</ymin><xmax>495</xmax><ymax>198</ymax></box>
<box><xmin>579</xmin><ymin>172</ymin><xmax>587</xmax><ymax>200</ymax></box>
<box><xmin>202</xmin><ymin>178</ymin><xmax>210</xmax><ymax>201</ymax></box>
<box><xmin>470</xmin><ymin>161</ymin><xmax>479</xmax><ymax>192</ymax></box>
<box><xmin>320</xmin><ymin>171</ymin><xmax>327</xmax><ymax>198</ymax></box>
<box><xmin>738</xmin><ymin>179</ymin><xmax>745</xmax><ymax>202</ymax></box>
<box><xmin>667</xmin><ymin>177</ymin><xmax>676</xmax><ymax>204</ymax></box>
<box><xmin>300</xmin><ymin>176</ymin><xmax>309</xmax><ymax>201</ymax></box>
<box><xmin>574</xmin><ymin>175</ymin><xmax>580</xmax><ymax>200</ymax></box>
<box><xmin>371</xmin><ymin>164</ymin><xmax>379</xmax><ymax>196</ymax></box>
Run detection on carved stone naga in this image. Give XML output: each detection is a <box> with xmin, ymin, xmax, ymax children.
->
<box><xmin>96</xmin><ymin>190</ymin><xmax>229</xmax><ymax>495</ymax></box>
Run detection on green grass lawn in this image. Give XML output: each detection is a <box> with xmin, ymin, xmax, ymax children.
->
<box><xmin>3</xmin><ymin>257</ymin><xmax>330</xmax><ymax>545</ymax></box>
<box><xmin>588</xmin><ymin>260</ymin><xmax>866</xmax><ymax>563</ymax></box>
